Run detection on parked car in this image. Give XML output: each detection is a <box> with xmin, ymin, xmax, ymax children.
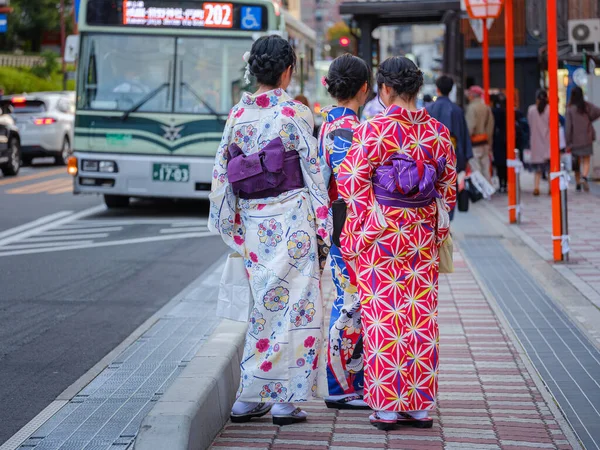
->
<box><xmin>3</xmin><ymin>92</ymin><xmax>75</xmax><ymax>166</ymax></box>
<box><xmin>0</xmin><ymin>108</ymin><xmax>21</xmax><ymax>177</ymax></box>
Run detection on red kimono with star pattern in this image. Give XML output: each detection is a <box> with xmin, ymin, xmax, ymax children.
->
<box><xmin>337</xmin><ymin>105</ymin><xmax>457</xmax><ymax>412</ymax></box>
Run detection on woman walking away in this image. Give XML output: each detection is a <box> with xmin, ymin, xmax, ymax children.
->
<box><xmin>527</xmin><ymin>89</ymin><xmax>550</xmax><ymax>196</ymax></box>
<box><xmin>318</xmin><ymin>54</ymin><xmax>371</xmax><ymax>410</ymax></box>
<box><xmin>337</xmin><ymin>56</ymin><xmax>457</xmax><ymax>430</ymax></box>
<box><xmin>566</xmin><ymin>86</ymin><xmax>600</xmax><ymax>192</ymax></box>
<box><xmin>209</xmin><ymin>35</ymin><xmax>330</xmax><ymax>426</ymax></box>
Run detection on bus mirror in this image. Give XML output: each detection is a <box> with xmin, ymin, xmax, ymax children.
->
<box><xmin>64</xmin><ymin>35</ymin><xmax>80</xmax><ymax>63</ymax></box>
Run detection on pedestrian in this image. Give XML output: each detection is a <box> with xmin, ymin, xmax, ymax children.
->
<box><xmin>208</xmin><ymin>35</ymin><xmax>330</xmax><ymax>426</ymax></box>
<box><xmin>566</xmin><ymin>86</ymin><xmax>600</xmax><ymax>192</ymax></box>
<box><xmin>527</xmin><ymin>89</ymin><xmax>551</xmax><ymax>196</ymax></box>
<box><xmin>337</xmin><ymin>56</ymin><xmax>457</xmax><ymax>430</ymax></box>
<box><xmin>361</xmin><ymin>85</ymin><xmax>386</xmax><ymax>122</ymax></box>
<box><xmin>491</xmin><ymin>93</ymin><xmax>508</xmax><ymax>193</ymax></box>
<box><xmin>427</xmin><ymin>74</ymin><xmax>473</xmax><ymax>217</ymax></box>
<box><xmin>294</xmin><ymin>94</ymin><xmax>320</xmax><ymax>138</ymax></box>
<box><xmin>465</xmin><ymin>85</ymin><xmax>494</xmax><ymax>181</ymax></box>
<box><xmin>318</xmin><ymin>54</ymin><xmax>371</xmax><ymax>410</ymax></box>
<box><xmin>422</xmin><ymin>93</ymin><xmax>433</xmax><ymax>108</ymax></box>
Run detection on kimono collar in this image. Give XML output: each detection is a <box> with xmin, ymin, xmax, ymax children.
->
<box><xmin>384</xmin><ymin>104</ymin><xmax>431</xmax><ymax>126</ymax></box>
<box><xmin>325</xmin><ymin>106</ymin><xmax>358</xmax><ymax>123</ymax></box>
<box><xmin>241</xmin><ymin>88</ymin><xmax>290</xmax><ymax>108</ymax></box>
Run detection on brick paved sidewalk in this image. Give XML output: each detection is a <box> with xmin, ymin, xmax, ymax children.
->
<box><xmin>209</xmin><ymin>248</ymin><xmax>576</xmax><ymax>450</ymax></box>
<box><xmin>489</xmin><ymin>173</ymin><xmax>600</xmax><ymax>304</ymax></box>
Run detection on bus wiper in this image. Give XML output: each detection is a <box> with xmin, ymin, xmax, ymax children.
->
<box><xmin>121</xmin><ymin>82</ymin><xmax>169</xmax><ymax>121</ymax></box>
<box><xmin>180</xmin><ymin>82</ymin><xmax>225</xmax><ymax>124</ymax></box>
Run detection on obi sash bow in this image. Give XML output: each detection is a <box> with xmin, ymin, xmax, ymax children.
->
<box><xmin>373</xmin><ymin>153</ymin><xmax>447</xmax><ymax>208</ymax></box>
<box><xmin>228</xmin><ymin>137</ymin><xmax>304</xmax><ymax>199</ymax></box>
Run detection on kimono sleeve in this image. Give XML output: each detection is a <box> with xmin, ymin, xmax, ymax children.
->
<box><xmin>436</xmin><ymin>125</ymin><xmax>458</xmax><ymax>212</ymax></box>
<box><xmin>337</xmin><ymin>122</ymin><xmax>387</xmax><ymax>261</ymax></box>
<box><xmin>208</xmin><ymin>114</ymin><xmax>245</xmax><ymax>254</ymax></box>
<box><xmin>290</xmin><ymin>105</ymin><xmax>331</xmax><ymax>246</ymax></box>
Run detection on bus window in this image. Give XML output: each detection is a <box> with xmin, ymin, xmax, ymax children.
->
<box><xmin>78</xmin><ymin>35</ymin><xmax>174</xmax><ymax>112</ymax></box>
<box><xmin>174</xmin><ymin>37</ymin><xmax>250</xmax><ymax>115</ymax></box>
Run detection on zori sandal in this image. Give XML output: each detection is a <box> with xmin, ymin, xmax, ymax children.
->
<box><xmin>396</xmin><ymin>412</ymin><xmax>433</xmax><ymax>429</ymax></box>
<box><xmin>369</xmin><ymin>412</ymin><xmax>398</xmax><ymax>431</ymax></box>
<box><xmin>230</xmin><ymin>403</ymin><xmax>272</xmax><ymax>423</ymax></box>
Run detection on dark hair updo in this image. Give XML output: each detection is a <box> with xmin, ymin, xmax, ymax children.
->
<box><xmin>324</xmin><ymin>54</ymin><xmax>371</xmax><ymax>101</ymax></box>
<box><xmin>536</xmin><ymin>88</ymin><xmax>548</xmax><ymax>115</ymax></box>
<box><xmin>248</xmin><ymin>35</ymin><xmax>297</xmax><ymax>87</ymax></box>
<box><xmin>376</xmin><ymin>56</ymin><xmax>424</xmax><ymax>101</ymax></box>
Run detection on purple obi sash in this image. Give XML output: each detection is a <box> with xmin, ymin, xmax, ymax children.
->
<box><xmin>373</xmin><ymin>153</ymin><xmax>447</xmax><ymax>208</ymax></box>
<box><xmin>228</xmin><ymin>137</ymin><xmax>304</xmax><ymax>200</ymax></box>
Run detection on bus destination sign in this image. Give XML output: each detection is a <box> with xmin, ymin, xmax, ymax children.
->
<box><xmin>86</xmin><ymin>0</ymin><xmax>266</xmax><ymax>30</ymax></box>
<box><xmin>123</xmin><ymin>1</ymin><xmax>234</xmax><ymax>28</ymax></box>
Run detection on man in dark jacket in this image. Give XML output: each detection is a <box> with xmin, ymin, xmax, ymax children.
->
<box><xmin>427</xmin><ymin>75</ymin><xmax>472</xmax><ymax>218</ymax></box>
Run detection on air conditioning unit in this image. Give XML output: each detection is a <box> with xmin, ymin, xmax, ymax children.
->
<box><xmin>569</xmin><ymin>19</ymin><xmax>600</xmax><ymax>54</ymax></box>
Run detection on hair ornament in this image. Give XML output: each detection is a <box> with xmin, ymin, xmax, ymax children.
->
<box><xmin>243</xmin><ymin>51</ymin><xmax>252</xmax><ymax>85</ymax></box>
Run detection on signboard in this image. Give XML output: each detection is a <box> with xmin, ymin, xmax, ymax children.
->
<box><xmin>468</xmin><ymin>18</ymin><xmax>494</xmax><ymax>43</ymax></box>
<box><xmin>86</xmin><ymin>0</ymin><xmax>267</xmax><ymax>30</ymax></box>
<box><xmin>0</xmin><ymin>14</ymin><xmax>7</xmax><ymax>34</ymax></box>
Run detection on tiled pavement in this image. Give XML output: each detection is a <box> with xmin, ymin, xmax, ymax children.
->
<box><xmin>209</xmin><ymin>249</ymin><xmax>576</xmax><ymax>450</ymax></box>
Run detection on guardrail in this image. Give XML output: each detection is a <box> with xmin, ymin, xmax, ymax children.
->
<box><xmin>0</xmin><ymin>54</ymin><xmax>44</xmax><ymax>68</ymax></box>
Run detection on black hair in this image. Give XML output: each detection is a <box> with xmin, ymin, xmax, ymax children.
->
<box><xmin>536</xmin><ymin>89</ymin><xmax>548</xmax><ymax>115</ymax></box>
<box><xmin>435</xmin><ymin>75</ymin><xmax>454</xmax><ymax>96</ymax></box>
<box><xmin>248</xmin><ymin>35</ymin><xmax>297</xmax><ymax>88</ymax></box>
<box><xmin>423</xmin><ymin>94</ymin><xmax>433</xmax><ymax>103</ymax></box>
<box><xmin>376</xmin><ymin>56</ymin><xmax>424</xmax><ymax>101</ymax></box>
<box><xmin>324</xmin><ymin>54</ymin><xmax>371</xmax><ymax>102</ymax></box>
<box><xmin>569</xmin><ymin>86</ymin><xmax>587</xmax><ymax>115</ymax></box>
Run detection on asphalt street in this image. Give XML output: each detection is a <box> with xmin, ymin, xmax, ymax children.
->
<box><xmin>0</xmin><ymin>162</ymin><xmax>227</xmax><ymax>445</ymax></box>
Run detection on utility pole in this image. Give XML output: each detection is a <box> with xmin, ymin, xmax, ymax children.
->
<box><xmin>60</xmin><ymin>0</ymin><xmax>67</xmax><ymax>90</ymax></box>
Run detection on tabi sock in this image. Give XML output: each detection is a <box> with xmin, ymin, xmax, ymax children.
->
<box><xmin>272</xmin><ymin>403</ymin><xmax>307</xmax><ymax>417</ymax></box>
<box><xmin>231</xmin><ymin>401</ymin><xmax>261</xmax><ymax>415</ymax></box>
<box><xmin>376</xmin><ymin>411</ymin><xmax>399</xmax><ymax>421</ymax></box>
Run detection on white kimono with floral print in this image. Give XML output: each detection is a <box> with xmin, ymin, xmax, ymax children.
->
<box><xmin>209</xmin><ymin>88</ymin><xmax>330</xmax><ymax>403</ymax></box>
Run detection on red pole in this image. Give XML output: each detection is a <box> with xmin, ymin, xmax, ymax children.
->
<box><xmin>547</xmin><ymin>0</ymin><xmax>562</xmax><ymax>262</ymax></box>
<box><xmin>482</xmin><ymin>19</ymin><xmax>490</xmax><ymax>105</ymax></box>
<box><xmin>505</xmin><ymin>0</ymin><xmax>516</xmax><ymax>223</ymax></box>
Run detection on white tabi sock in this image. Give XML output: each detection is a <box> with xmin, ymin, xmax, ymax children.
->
<box><xmin>231</xmin><ymin>401</ymin><xmax>261</xmax><ymax>415</ymax></box>
<box><xmin>272</xmin><ymin>403</ymin><xmax>307</xmax><ymax>418</ymax></box>
<box><xmin>376</xmin><ymin>410</ymin><xmax>398</xmax><ymax>421</ymax></box>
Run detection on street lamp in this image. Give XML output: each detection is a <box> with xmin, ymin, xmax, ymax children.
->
<box><xmin>464</xmin><ymin>0</ymin><xmax>504</xmax><ymax>105</ymax></box>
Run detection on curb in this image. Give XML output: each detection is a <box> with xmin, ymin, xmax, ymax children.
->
<box><xmin>133</xmin><ymin>319</ymin><xmax>247</xmax><ymax>450</ymax></box>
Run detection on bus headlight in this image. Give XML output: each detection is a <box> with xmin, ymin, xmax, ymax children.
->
<box><xmin>99</xmin><ymin>161</ymin><xmax>117</xmax><ymax>173</ymax></box>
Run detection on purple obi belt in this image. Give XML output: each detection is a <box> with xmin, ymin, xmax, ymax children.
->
<box><xmin>373</xmin><ymin>153</ymin><xmax>447</xmax><ymax>208</ymax></box>
<box><xmin>228</xmin><ymin>137</ymin><xmax>304</xmax><ymax>200</ymax></box>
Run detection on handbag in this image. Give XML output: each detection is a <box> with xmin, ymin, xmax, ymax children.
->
<box><xmin>465</xmin><ymin>177</ymin><xmax>483</xmax><ymax>203</ymax></box>
<box><xmin>216</xmin><ymin>253</ymin><xmax>253</xmax><ymax>322</ymax></box>
<box><xmin>331</xmin><ymin>198</ymin><xmax>347</xmax><ymax>248</ymax></box>
<box><xmin>439</xmin><ymin>235</ymin><xmax>454</xmax><ymax>274</ymax></box>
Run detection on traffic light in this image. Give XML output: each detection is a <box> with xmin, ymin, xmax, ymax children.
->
<box><xmin>339</xmin><ymin>36</ymin><xmax>350</xmax><ymax>47</ymax></box>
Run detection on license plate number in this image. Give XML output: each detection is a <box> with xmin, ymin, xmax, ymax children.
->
<box><xmin>152</xmin><ymin>163</ymin><xmax>190</xmax><ymax>182</ymax></box>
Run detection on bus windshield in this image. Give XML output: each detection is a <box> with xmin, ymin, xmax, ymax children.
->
<box><xmin>78</xmin><ymin>34</ymin><xmax>251</xmax><ymax>115</ymax></box>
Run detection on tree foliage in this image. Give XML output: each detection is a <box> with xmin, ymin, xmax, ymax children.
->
<box><xmin>325</xmin><ymin>21</ymin><xmax>357</xmax><ymax>59</ymax></box>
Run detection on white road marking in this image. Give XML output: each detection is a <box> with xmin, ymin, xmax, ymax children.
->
<box><xmin>25</xmin><ymin>233</ymin><xmax>110</xmax><ymax>242</ymax></box>
<box><xmin>0</xmin><ymin>231</ymin><xmax>216</xmax><ymax>257</ymax></box>
<box><xmin>0</xmin><ymin>212</ymin><xmax>73</xmax><ymax>240</ymax></box>
<box><xmin>159</xmin><ymin>227</ymin><xmax>208</xmax><ymax>234</ymax></box>
<box><xmin>39</xmin><ymin>227</ymin><xmax>124</xmax><ymax>236</ymax></box>
<box><xmin>58</xmin><ymin>219</ymin><xmax>207</xmax><ymax>227</ymax></box>
<box><xmin>2</xmin><ymin>241</ymin><xmax>95</xmax><ymax>250</ymax></box>
<box><xmin>0</xmin><ymin>205</ymin><xmax>105</xmax><ymax>248</ymax></box>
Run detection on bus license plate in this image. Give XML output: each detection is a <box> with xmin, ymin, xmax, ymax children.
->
<box><xmin>152</xmin><ymin>163</ymin><xmax>190</xmax><ymax>183</ymax></box>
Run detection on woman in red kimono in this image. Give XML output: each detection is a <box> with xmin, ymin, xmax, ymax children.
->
<box><xmin>337</xmin><ymin>56</ymin><xmax>457</xmax><ymax>430</ymax></box>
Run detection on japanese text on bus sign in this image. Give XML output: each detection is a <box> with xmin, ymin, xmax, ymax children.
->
<box><xmin>123</xmin><ymin>1</ymin><xmax>234</xmax><ymax>28</ymax></box>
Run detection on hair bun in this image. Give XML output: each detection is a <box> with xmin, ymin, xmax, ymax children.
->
<box><xmin>376</xmin><ymin>57</ymin><xmax>424</xmax><ymax>100</ymax></box>
<box><xmin>325</xmin><ymin>54</ymin><xmax>371</xmax><ymax>101</ymax></box>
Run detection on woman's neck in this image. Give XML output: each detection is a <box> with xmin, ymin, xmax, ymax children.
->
<box><xmin>338</xmin><ymin>99</ymin><xmax>360</xmax><ymax>114</ymax></box>
<box><xmin>391</xmin><ymin>97</ymin><xmax>419</xmax><ymax>112</ymax></box>
<box><xmin>255</xmin><ymin>85</ymin><xmax>278</xmax><ymax>95</ymax></box>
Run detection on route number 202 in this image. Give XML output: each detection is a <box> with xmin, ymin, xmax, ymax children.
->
<box><xmin>203</xmin><ymin>3</ymin><xmax>233</xmax><ymax>28</ymax></box>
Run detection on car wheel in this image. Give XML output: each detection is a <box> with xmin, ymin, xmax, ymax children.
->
<box><xmin>54</xmin><ymin>137</ymin><xmax>71</xmax><ymax>166</ymax></box>
<box><xmin>1</xmin><ymin>138</ymin><xmax>20</xmax><ymax>176</ymax></box>
<box><xmin>104</xmin><ymin>194</ymin><xmax>130</xmax><ymax>209</ymax></box>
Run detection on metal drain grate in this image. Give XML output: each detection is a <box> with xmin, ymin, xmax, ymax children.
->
<box><xmin>462</xmin><ymin>237</ymin><xmax>600</xmax><ymax>450</ymax></box>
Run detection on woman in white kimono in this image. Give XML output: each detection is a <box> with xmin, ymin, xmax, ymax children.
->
<box><xmin>208</xmin><ymin>35</ymin><xmax>330</xmax><ymax>426</ymax></box>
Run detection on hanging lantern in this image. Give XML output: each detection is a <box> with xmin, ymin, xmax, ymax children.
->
<box><xmin>464</xmin><ymin>0</ymin><xmax>504</xmax><ymax>19</ymax></box>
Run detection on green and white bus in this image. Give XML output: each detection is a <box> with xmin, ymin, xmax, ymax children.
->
<box><xmin>70</xmin><ymin>0</ymin><xmax>284</xmax><ymax>208</ymax></box>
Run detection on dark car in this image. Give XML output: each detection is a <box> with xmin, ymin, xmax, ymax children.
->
<box><xmin>0</xmin><ymin>104</ymin><xmax>21</xmax><ymax>177</ymax></box>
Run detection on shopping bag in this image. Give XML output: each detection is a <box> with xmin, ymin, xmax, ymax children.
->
<box><xmin>439</xmin><ymin>235</ymin><xmax>454</xmax><ymax>274</ymax></box>
<box><xmin>470</xmin><ymin>170</ymin><xmax>496</xmax><ymax>199</ymax></box>
<box><xmin>216</xmin><ymin>253</ymin><xmax>253</xmax><ymax>322</ymax></box>
<box><xmin>465</xmin><ymin>177</ymin><xmax>483</xmax><ymax>203</ymax></box>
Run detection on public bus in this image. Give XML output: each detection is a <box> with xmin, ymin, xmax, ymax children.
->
<box><xmin>69</xmin><ymin>0</ymin><xmax>286</xmax><ymax>208</ymax></box>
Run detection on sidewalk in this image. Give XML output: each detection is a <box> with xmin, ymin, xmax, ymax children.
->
<box><xmin>209</xmin><ymin>248</ymin><xmax>577</xmax><ymax>450</ymax></box>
